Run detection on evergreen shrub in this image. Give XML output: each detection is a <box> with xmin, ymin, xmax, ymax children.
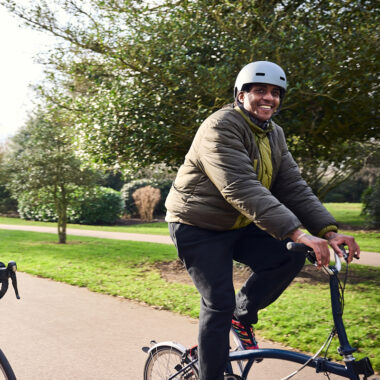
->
<box><xmin>0</xmin><ymin>185</ymin><xmax>18</xmax><ymax>214</ymax></box>
<box><xmin>324</xmin><ymin>179</ymin><xmax>367</xmax><ymax>202</ymax></box>
<box><xmin>18</xmin><ymin>186</ymin><xmax>123</xmax><ymax>224</ymax></box>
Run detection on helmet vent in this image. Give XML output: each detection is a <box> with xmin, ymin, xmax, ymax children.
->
<box><xmin>280</xmin><ymin>76</ymin><xmax>285</xmax><ymax>81</ymax></box>
<box><xmin>256</xmin><ymin>72</ymin><xmax>265</xmax><ymax>76</ymax></box>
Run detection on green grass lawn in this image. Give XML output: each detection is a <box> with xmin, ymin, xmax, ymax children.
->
<box><xmin>0</xmin><ymin>230</ymin><xmax>378</xmax><ymax>371</ymax></box>
<box><xmin>323</xmin><ymin>203</ymin><xmax>367</xmax><ymax>227</ymax></box>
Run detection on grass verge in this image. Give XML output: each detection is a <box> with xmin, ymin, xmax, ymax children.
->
<box><xmin>323</xmin><ymin>203</ymin><xmax>366</xmax><ymax>227</ymax></box>
<box><xmin>0</xmin><ymin>230</ymin><xmax>378</xmax><ymax>371</ymax></box>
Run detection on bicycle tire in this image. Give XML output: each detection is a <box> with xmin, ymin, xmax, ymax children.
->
<box><xmin>0</xmin><ymin>349</ymin><xmax>16</xmax><ymax>380</ymax></box>
<box><xmin>144</xmin><ymin>344</ymin><xmax>199</xmax><ymax>380</ymax></box>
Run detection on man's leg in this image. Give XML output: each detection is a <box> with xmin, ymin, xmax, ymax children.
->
<box><xmin>169</xmin><ymin>223</ymin><xmax>237</xmax><ymax>380</ymax></box>
<box><xmin>233</xmin><ymin>223</ymin><xmax>305</xmax><ymax>324</ymax></box>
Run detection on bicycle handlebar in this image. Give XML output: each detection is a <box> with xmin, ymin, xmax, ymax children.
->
<box><xmin>0</xmin><ymin>261</ymin><xmax>20</xmax><ymax>299</ymax></box>
<box><xmin>286</xmin><ymin>243</ymin><xmax>347</xmax><ymax>274</ymax></box>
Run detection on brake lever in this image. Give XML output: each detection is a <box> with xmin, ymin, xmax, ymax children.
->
<box><xmin>8</xmin><ymin>261</ymin><xmax>20</xmax><ymax>299</ymax></box>
<box><xmin>10</xmin><ymin>272</ymin><xmax>20</xmax><ymax>299</ymax></box>
<box><xmin>338</xmin><ymin>245</ymin><xmax>348</xmax><ymax>262</ymax></box>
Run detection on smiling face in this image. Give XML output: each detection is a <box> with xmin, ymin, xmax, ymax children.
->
<box><xmin>238</xmin><ymin>83</ymin><xmax>281</xmax><ymax>121</ymax></box>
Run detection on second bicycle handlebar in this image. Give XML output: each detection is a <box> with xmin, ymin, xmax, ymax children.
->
<box><xmin>0</xmin><ymin>261</ymin><xmax>20</xmax><ymax>300</ymax></box>
<box><xmin>286</xmin><ymin>242</ymin><xmax>347</xmax><ymax>274</ymax></box>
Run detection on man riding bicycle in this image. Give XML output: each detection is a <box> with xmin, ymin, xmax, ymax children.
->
<box><xmin>165</xmin><ymin>61</ymin><xmax>360</xmax><ymax>380</ymax></box>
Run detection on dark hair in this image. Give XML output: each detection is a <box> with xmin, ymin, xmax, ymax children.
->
<box><xmin>241</xmin><ymin>82</ymin><xmax>285</xmax><ymax>99</ymax></box>
<box><xmin>241</xmin><ymin>83</ymin><xmax>255</xmax><ymax>93</ymax></box>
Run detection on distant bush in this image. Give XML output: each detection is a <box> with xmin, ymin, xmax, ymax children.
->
<box><xmin>99</xmin><ymin>170</ymin><xmax>124</xmax><ymax>191</ymax></box>
<box><xmin>74</xmin><ymin>187</ymin><xmax>124</xmax><ymax>224</ymax></box>
<box><xmin>361</xmin><ymin>179</ymin><xmax>380</xmax><ymax>229</ymax></box>
<box><xmin>0</xmin><ymin>185</ymin><xmax>18</xmax><ymax>214</ymax></box>
<box><xmin>132</xmin><ymin>185</ymin><xmax>161</xmax><ymax>221</ymax></box>
<box><xmin>18</xmin><ymin>191</ymin><xmax>59</xmax><ymax>222</ymax></box>
<box><xmin>18</xmin><ymin>186</ymin><xmax>123</xmax><ymax>225</ymax></box>
<box><xmin>121</xmin><ymin>178</ymin><xmax>172</xmax><ymax>216</ymax></box>
<box><xmin>324</xmin><ymin>179</ymin><xmax>367</xmax><ymax>202</ymax></box>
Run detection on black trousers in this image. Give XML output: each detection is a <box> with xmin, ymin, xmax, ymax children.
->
<box><xmin>169</xmin><ymin>222</ymin><xmax>305</xmax><ymax>380</ymax></box>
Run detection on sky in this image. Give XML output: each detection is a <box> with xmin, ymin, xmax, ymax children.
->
<box><xmin>0</xmin><ymin>6</ymin><xmax>55</xmax><ymax>143</ymax></box>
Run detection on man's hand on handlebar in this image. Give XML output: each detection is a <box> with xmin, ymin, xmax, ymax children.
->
<box><xmin>289</xmin><ymin>229</ymin><xmax>361</xmax><ymax>267</ymax></box>
<box><xmin>324</xmin><ymin>231</ymin><xmax>360</xmax><ymax>264</ymax></box>
<box><xmin>289</xmin><ymin>230</ymin><xmax>330</xmax><ymax>268</ymax></box>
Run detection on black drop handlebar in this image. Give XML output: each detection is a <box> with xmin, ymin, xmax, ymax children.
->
<box><xmin>0</xmin><ymin>261</ymin><xmax>20</xmax><ymax>300</ymax></box>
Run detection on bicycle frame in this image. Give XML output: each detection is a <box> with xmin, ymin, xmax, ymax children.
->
<box><xmin>225</xmin><ymin>265</ymin><xmax>374</xmax><ymax>380</ymax></box>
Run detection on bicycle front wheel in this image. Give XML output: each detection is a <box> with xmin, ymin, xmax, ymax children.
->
<box><xmin>144</xmin><ymin>344</ymin><xmax>199</xmax><ymax>380</ymax></box>
<box><xmin>0</xmin><ymin>349</ymin><xmax>16</xmax><ymax>380</ymax></box>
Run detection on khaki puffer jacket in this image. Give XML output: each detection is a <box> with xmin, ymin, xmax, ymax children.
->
<box><xmin>165</xmin><ymin>105</ymin><xmax>337</xmax><ymax>240</ymax></box>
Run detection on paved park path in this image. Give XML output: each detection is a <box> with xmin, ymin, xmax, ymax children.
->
<box><xmin>0</xmin><ymin>224</ymin><xmax>378</xmax><ymax>379</ymax></box>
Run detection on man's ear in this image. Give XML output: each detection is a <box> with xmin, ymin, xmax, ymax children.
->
<box><xmin>237</xmin><ymin>91</ymin><xmax>245</xmax><ymax>103</ymax></box>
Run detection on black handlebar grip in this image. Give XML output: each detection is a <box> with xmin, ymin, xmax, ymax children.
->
<box><xmin>286</xmin><ymin>242</ymin><xmax>309</xmax><ymax>252</ymax></box>
<box><xmin>286</xmin><ymin>242</ymin><xmax>317</xmax><ymax>265</ymax></box>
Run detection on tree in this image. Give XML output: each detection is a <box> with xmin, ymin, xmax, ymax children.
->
<box><xmin>5</xmin><ymin>107</ymin><xmax>98</xmax><ymax>243</ymax></box>
<box><xmin>0</xmin><ymin>142</ymin><xmax>18</xmax><ymax>214</ymax></box>
<box><xmin>2</xmin><ymin>0</ymin><xmax>379</xmax><ymax>196</ymax></box>
<box><xmin>362</xmin><ymin>178</ymin><xmax>380</xmax><ymax>229</ymax></box>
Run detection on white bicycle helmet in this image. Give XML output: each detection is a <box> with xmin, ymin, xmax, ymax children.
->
<box><xmin>234</xmin><ymin>61</ymin><xmax>287</xmax><ymax>98</ymax></box>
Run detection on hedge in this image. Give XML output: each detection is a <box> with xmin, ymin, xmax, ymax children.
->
<box><xmin>18</xmin><ymin>186</ymin><xmax>123</xmax><ymax>225</ymax></box>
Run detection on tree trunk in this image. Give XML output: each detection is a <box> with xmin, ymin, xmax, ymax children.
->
<box><xmin>57</xmin><ymin>213</ymin><xmax>67</xmax><ymax>244</ymax></box>
<box><xmin>55</xmin><ymin>185</ymin><xmax>68</xmax><ymax>244</ymax></box>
